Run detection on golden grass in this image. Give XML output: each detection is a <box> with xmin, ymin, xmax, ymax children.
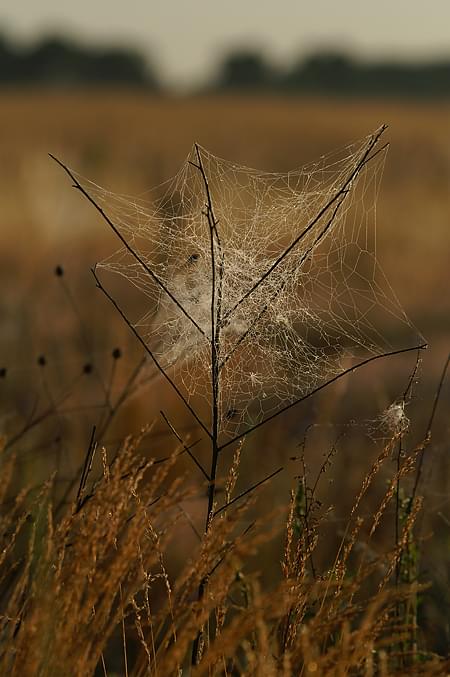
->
<box><xmin>0</xmin><ymin>91</ymin><xmax>449</xmax><ymax>674</ymax></box>
<box><xmin>1</xmin><ymin>425</ymin><xmax>448</xmax><ymax>676</ymax></box>
<box><xmin>1</xmin><ymin>91</ymin><xmax>448</xmax><ymax>330</ymax></box>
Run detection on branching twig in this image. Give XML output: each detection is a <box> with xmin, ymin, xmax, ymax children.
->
<box><xmin>97</xmin><ymin>355</ymin><xmax>148</xmax><ymax>441</ymax></box>
<box><xmin>409</xmin><ymin>352</ymin><xmax>450</xmax><ymax>504</ymax></box>
<box><xmin>49</xmin><ymin>153</ymin><xmax>208</xmax><ymax>341</ymax></box>
<box><xmin>220</xmin><ymin>192</ymin><xmax>348</xmax><ymax>369</ymax></box>
<box><xmin>92</xmin><ymin>266</ymin><xmax>212</xmax><ymax>440</ymax></box>
<box><xmin>190</xmin><ymin>143</ymin><xmax>224</xmax><ymax>666</ymax></box>
<box><xmin>222</xmin><ymin>126</ymin><xmax>388</xmax><ymax>323</ymax></box>
<box><xmin>4</xmin><ymin>372</ymin><xmax>84</xmax><ymax>453</ymax></box>
<box><xmin>75</xmin><ymin>426</ymin><xmax>97</xmax><ymax>513</ymax></box>
<box><xmin>214</xmin><ymin>466</ymin><xmax>283</xmax><ymax>517</ymax></box>
<box><xmin>219</xmin><ymin>342</ymin><xmax>428</xmax><ymax>451</ymax></box>
<box><xmin>395</xmin><ymin>348</ymin><xmax>422</xmax><ymax>587</ymax></box>
<box><xmin>160</xmin><ymin>410</ymin><xmax>210</xmax><ymax>481</ymax></box>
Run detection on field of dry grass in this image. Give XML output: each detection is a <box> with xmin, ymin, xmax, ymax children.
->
<box><xmin>0</xmin><ymin>92</ymin><xmax>449</xmax><ymax>674</ymax></box>
<box><xmin>1</xmin><ymin>91</ymin><xmax>448</xmax><ymax>345</ymax></box>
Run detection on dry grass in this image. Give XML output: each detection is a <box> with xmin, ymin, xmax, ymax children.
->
<box><xmin>0</xmin><ymin>421</ymin><xmax>448</xmax><ymax>675</ymax></box>
<box><xmin>1</xmin><ymin>92</ymin><xmax>448</xmax><ymax>373</ymax></box>
<box><xmin>0</xmin><ymin>91</ymin><xmax>449</xmax><ymax>674</ymax></box>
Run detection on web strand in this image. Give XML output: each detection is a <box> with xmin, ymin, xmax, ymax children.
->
<box><xmin>63</xmin><ymin>131</ymin><xmax>425</xmax><ymax>441</ymax></box>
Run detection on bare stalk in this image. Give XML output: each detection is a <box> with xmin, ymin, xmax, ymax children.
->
<box><xmin>49</xmin><ymin>154</ymin><xmax>208</xmax><ymax>340</ymax></box>
<box><xmin>222</xmin><ymin>126</ymin><xmax>388</xmax><ymax>324</ymax></box>
<box><xmin>213</xmin><ymin>465</ymin><xmax>283</xmax><ymax>517</ymax></box>
<box><xmin>159</xmin><ymin>410</ymin><xmax>210</xmax><ymax>481</ymax></box>
<box><xmin>410</xmin><ymin>352</ymin><xmax>450</xmax><ymax>505</ymax></box>
<box><xmin>92</xmin><ymin>267</ymin><xmax>212</xmax><ymax>440</ymax></box>
<box><xmin>51</xmin><ymin>135</ymin><xmax>429</xmax><ymax>669</ymax></box>
<box><xmin>192</xmin><ymin>143</ymin><xmax>224</xmax><ymax>532</ymax></box>
<box><xmin>219</xmin><ymin>343</ymin><xmax>428</xmax><ymax>451</ymax></box>
<box><xmin>220</xmin><ymin>192</ymin><xmax>348</xmax><ymax>369</ymax></box>
<box><xmin>190</xmin><ymin>144</ymin><xmax>224</xmax><ymax>665</ymax></box>
<box><xmin>395</xmin><ymin>350</ymin><xmax>421</xmax><ymax>589</ymax></box>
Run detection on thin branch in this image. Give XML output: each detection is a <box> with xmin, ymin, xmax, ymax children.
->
<box><xmin>4</xmin><ymin>372</ymin><xmax>84</xmax><ymax>452</ymax></box>
<box><xmin>190</xmin><ymin>145</ymin><xmax>221</xmax><ymax>246</ymax></box>
<box><xmin>395</xmin><ymin>348</ymin><xmax>422</xmax><ymax>587</ymax></box>
<box><xmin>223</xmin><ymin>127</ymin><xmax>388</xmax><ymax>324</ymax></box>
<box><xmin>152</xmin><ymin>439</ymin><xmax>202</xmax><ymax>466</ymax></box>
<box><xmin>220</xmin><ymin>193</ymin><xmax>347</xmax><ymax>370</ymax></box>
<box><xmin>119</xmin><ymin>584</ymin><xmax>129</xmax><ymax>677</ymax></box>
<box><xmin>160</xmin><ymin>410</ymin><xmax>210</xmax><ymax>481</ymax></box>
<box><xmin>403</xmin><ymin>348</ymin><xmax>422</xmax><ymax>403</ymax></box>
<box><xmin>92</xmin><ymin>266</ymin><xmax>212</xmax><ymax>440</ymax></box>
<box><xmin>97</xmin><ymin>355</ymin><xmax>148</xmax><ymax>440</ymax></box>
<box><xmin>75</xmin><ymin>426</ymin><xmax>97</xmax><ymax>513</ymax></box>
<box><xmin>208</xmin><ymin>521</ymin><xmax>256</xmax><ymax>578</ymax></box>
<box><xmin>299</xmin><ymin>447</ymin><xmax>318</xmax><ymax>580</ymax></box>
<box><xmin>192</xmin><ymin>144</ymin><xmax>223</xmax><ymax>526</ymax></box>
<box><xmin>57</xmin><ymin>362</ymin><xmax>147</xmax><ymax>516</ymax></box>
<box><xmin>49</xmin><ymin>153</ymin><xmax>208</xmax><ymax>341</ymax></box>
<box><xmin>178</xmin><ymin>505</ymin><xmax>202</xmax><ymax>541</ymax></box>
<box><xmin>219</xmin><ymin>342</ymin><xmax>428</xmax><ymax>451</ymax></box>
<box><xmin>311</xmin><ymin>432</ymin><xmax>343</xmax><ymax>498</ymax></box>
<box><xmin>190</xmin><ymin>143</ymin><xmax>224</xmax><ymax>667</ymax></box>
<box><xmin>424</xmin><ymin>352</ymin><xmax>450</xmax><ymax>438</ymax></box>
<box><xmin>213</xmin><ymin>466</ymin><xmax>283</xmax><ymax>517</ymax></box>
<box><xmin>410</xmin><ymin>352</ymin><xmax>450</xmax><ymax>504</ymax></box>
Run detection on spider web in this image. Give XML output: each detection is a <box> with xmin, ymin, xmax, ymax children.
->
<box><xmin>73</xmin><ymin>130</ymin><xmax>424</xmax><ymax>441</ymax></box>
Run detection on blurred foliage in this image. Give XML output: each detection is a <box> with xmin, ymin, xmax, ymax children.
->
<box><xmin>0</xmin><ymin>32</ymin><xmax>158</xmax><ymax>88</ymax></box>
<box><xmin>0</xmin><ymin>30</ymin><xmax>449</xmax><ymax>97</ymax></box>
<box><xmin>214</xmin><ymin>48</ymin><xmax>450</xmax><ymax>98</ymax></box>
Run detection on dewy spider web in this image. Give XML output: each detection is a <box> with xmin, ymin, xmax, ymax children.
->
<box><xmin>72</xmin><ymin>129</ymin><xmax>424</xmax><ymax>441</ymax></box>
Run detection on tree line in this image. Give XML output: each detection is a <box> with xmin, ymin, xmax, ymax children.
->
<box><xmin>0</xmin><ymin>33</ymin><xmax>157</xmax><ymax>87</ymax></box>
<box><xmin>216</xmin><ymin>50</ymin><xmax>450</xmax><ymax>98</ymax></box>
<box><xmin>1</xmin><ymin>32</ymin><xmax>449</xmax><ymax>97</ymax></box>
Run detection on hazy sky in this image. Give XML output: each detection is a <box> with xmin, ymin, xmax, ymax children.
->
<box><xmin>1</xmin><ymin>2</ymin><xmax>449</xmax><ymax>86</ymax></box>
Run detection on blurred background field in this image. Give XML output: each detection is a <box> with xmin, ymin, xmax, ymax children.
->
<box><xmin>1</xmin><ymin>90</ymin><xmax>448</xmax><ymax>584</ymax></box>
<box><xmin>1</xmin><ymin>92</ymin><xmax>448</xmax><ymax>438</ymax></box>
<box><xmin>0</xmin><ymin>3</ymin><xmax>449</xmax><ymax>666</ymax></box>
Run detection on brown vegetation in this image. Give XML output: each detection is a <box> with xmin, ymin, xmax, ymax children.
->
<box><xmin>0</xmin><ymin>92</ymin><xmax>449</xmax><ymax>674</ymax></box>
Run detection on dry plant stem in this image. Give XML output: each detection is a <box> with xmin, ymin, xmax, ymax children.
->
<box><xmin>49</xmin><ymin>153</ymin><xmax>208</xmax><ymax>340</ymax></box>
<box><xmin>75</xmin><ymin>425</ymin><xmax>97</xmax><ymax>513</ymax></box>
<box><xmin>92</xmin><ymin>266</ymin><xmax>212</xmax><ymax>440</ymax></box>
<box><xmin>220</xmin><ymin>193</ymin><xmax>348</xmax><ymax>370</ymax></box>
<box><xmin>191</xmin><ymin>145</ymin><xmax>224</xmax><ymax>530</ymax></box>
<box><xmin>394</xmin><ymin>351</ymin><xmax>421</xmax><ymax>589</ymax></box>
<box><xmin>390</xmin><ymin>346</ymin><xmax>450</xmax><ymax>615</ymax></box>
<box><xmin>301</xmin><ymin>448</ymin><xmax>317</xmax><ymax>579</ymax></box>
<box><xmin>213</xmin><ymin>466</ymin><xmax>283</xmax><ymax>517</ymax></box>
<box><xmin>56</xmin><ymin>381</ymin><xmax>146</xmax><ymax>516</ymax></box>
<box><xmin>394</xmin><ymin>436</ymin><xmax>403</xmax><ymax>590</ymax></box>
<box><xmin>190</xmin><ymin>144</ymin><xmax>224</xmax><ymax>666</ymax></box>
<box><xmin>222</xmin><ymin>125</ymin><xmax>388</xmax><ymax>324</ymax></box>
<box><xmin>160</xmin><ymin>410</ymin><xmax>210</xmax><ymax>481</ymax></box>
<box><xmin>220</xmin><ymin>343</ymin><xmax>428</xmax><ymax>451</ymax></box>
<box><xmin>410</xmin><ymin>352</ymin><xmax>450</xmax><ymax>504</ymax></box>
<box><xmin>97</xmin><ymin>355</ymin><xmax>148</xmax><ymax>441</ymax></box>
<box><xmin>4</xmin><ymin>373</ymin><xmax>83</xmax><ymax>453</ymax></box>
<box><xmin>207</xmin><ymin>520</ymin><xmax>256</xmax><ymax>578</ymax></box>
<box><xmin>46</xmin><ymin>136</ymin><xmax>438</xmax><ymax>671</ymax></box>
